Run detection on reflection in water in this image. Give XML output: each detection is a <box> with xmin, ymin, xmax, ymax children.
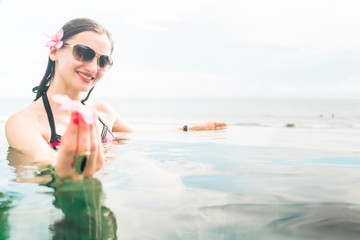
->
<box><xmin>49</xmin><ymin>178</ymin><xmax>117</xmax><ymax>240</ymax></box>
<box><xmin>6</xmin><ymin>147</ymin><xmax>118</xmax><ymax>240</ymax></box>
<box><xmin>0</xmin><ymin>192</ymin><xmax>17</xmax><ymax>240</ymax></box>
<box><xmin>195</xmin><ymin>203</ymin><xmax>360</xmax><ymax>240</ymax></box>
<box><xmin>267</xmin><ymin>203</ymin><xmax>360</xmax><ymax>240</ymax></box>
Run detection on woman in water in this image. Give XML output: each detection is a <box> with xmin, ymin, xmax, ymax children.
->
<box><xmin>5</xmin><ymin>18</ymin><xmax>227</xmax><ymax>180</ymax></box>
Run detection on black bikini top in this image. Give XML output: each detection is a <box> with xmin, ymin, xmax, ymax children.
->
<box><xmin>42</xmin><ymin>92</ymin><xmax>115</xmax><ymax>149</ymax></box>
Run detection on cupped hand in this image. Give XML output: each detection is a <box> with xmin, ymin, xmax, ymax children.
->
<box><xmin>55</xmin><ymin>111</ymin><xmax>104</xmax><ymax>180</ymax></box>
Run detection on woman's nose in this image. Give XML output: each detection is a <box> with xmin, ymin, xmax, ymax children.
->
<box><xmin>84</xmin><ymin>58</ymin><xmax>98</xmax><ymax>74</ymax></box>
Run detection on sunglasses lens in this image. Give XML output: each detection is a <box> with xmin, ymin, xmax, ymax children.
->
<box><xmin>73</xmin><ymin>45</ymin><xmax>96</xmax><ymax>62</ymax></box>
<box><xmin>98</xmin><ymin>56</ymin><xmax>112</xmax><ymax>71</ymax></box>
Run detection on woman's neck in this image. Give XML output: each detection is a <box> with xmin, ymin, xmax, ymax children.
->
<box><xmin>47</xmin><ymin>83</ymin><xmax>82</xmax><ymax>101</ymax></box>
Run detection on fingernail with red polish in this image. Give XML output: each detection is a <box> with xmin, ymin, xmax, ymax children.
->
<box><xmin>72</xmin><ymin>112</ymin><xmax>79</xmax><ymax>124</ymax></box>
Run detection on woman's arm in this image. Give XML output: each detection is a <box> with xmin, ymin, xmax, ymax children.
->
<box><xmin>179</xmin><ymin>121</ymin><xmax>228</xmax><ymax>131</ymax></box>
<box><xmin>90</xmin><ymin>102</ymin><xmax>227</xmax><ymax>133</ymax></box>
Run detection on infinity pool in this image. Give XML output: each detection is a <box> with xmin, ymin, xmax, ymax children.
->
<box><xmin>1</xmin><ymin>125</ymin><xmax>360</xmax><ymax>239</ymax></box>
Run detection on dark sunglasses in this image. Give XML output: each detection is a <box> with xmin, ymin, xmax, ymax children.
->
<box><xmin>63</xmin><ymin>43</ymin><xmax>113</xmax><ymax>72</ymax></box>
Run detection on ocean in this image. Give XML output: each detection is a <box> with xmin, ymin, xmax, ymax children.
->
<box><xmin>1</xmin><ymin>98</ymin><xmax>360</xmax><ymax>239</ymax></box>
<box><xmin>2</xmin><ymin>97</ymin><xmax>360</xmax><ymax>129</ymax></box>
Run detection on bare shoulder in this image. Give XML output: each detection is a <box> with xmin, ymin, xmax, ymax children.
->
<box><xmin>5</xmin><ymin>103</ymin><xmax>44</xmax><ymax>142</ymax></box>
<box><xmin>88</xmin><ymin>101</ymin><xmax>117</xmax><ymax>124</ymax></box>
<box><xmin>89</xmin><ymin>101</ymin><xmax>116</xmax><ymax>115</ymax></box>
<box><xmin>5</xmin><ymin>103</ymin><xmax>46</xmax><ymax>153</ymax></box>
<box><xmin>6</xmin><ymin>106</ymin><xmax>39</xmax><ymax>129</ymax></box>
<box><xmin>5</xmin><ymin>100</ymin><xmax>57</xmax><ymax>156</ymax></box>
<box><xmin>88</xmin><ymin>101</ymin><xmax>117</xmax><ymax>129</ymax></box>
<box><xmin>88</xmin><ymin>101</ymin><xmax>132</xmax><ymax>133</ymax></box>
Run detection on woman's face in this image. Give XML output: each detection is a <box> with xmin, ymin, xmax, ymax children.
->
<box><xmin>53</xmin><ymin>31</ymin><xmax>112</xmax><ymax>93</ymax></box>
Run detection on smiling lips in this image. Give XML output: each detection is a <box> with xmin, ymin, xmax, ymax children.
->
<box><xmin>77</xmin><ymin>71</ymin><xmax>94</xmax><ymax>83</ymax></box>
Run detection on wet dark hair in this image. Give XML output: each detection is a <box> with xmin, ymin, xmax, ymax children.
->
<box><xmin>32</xmin><ymin>18</ymin><xmax>114</xmax><ymax>103</ymax></box>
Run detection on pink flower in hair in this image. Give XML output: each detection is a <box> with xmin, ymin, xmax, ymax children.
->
<box><xmin>45</xmin><ymin>29</ymin><xmax>64</xmax><ymax>48</ymax></box>
<box><xmin>51</xmin><ymin>94</ymin><xmax>97</xmax><ymax>125</ymax></box>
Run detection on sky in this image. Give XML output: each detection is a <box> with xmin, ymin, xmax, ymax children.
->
<box><xmin>1</xmin><ymin>0</ymin><xmax>360</xmax><ymax>99</ymax></box>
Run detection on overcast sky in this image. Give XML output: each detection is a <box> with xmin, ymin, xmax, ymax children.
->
<box><xmin>1</xmin><ymin>0</ymin><xmax>360</xmax><ymax>99</ymax></box>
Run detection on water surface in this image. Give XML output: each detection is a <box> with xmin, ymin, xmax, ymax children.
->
<box><xmin>1</xmin><ymin>98</ymin><xmax>360</xmax><ymax>239</ymax></box>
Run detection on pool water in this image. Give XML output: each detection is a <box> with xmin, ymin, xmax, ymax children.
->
<box><xmin>1</xmin><ymin>125</ymin><xmax>360</xmax><ymax>239</ymax></box>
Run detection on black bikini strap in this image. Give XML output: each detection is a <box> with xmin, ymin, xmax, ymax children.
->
<box><xmin>98</xmin><ymin>115</ymin><xmax>115</xmax><ymax>140</ymax></box>
<box><xmin>82</xmin><ymin>101</ymin><xmax>115</xmax><ymax>141</ymax></box>
<box><xmin>42</xmin><ymin>92</ymin><xmax>57</xmax><ymax>143</ymax></box>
